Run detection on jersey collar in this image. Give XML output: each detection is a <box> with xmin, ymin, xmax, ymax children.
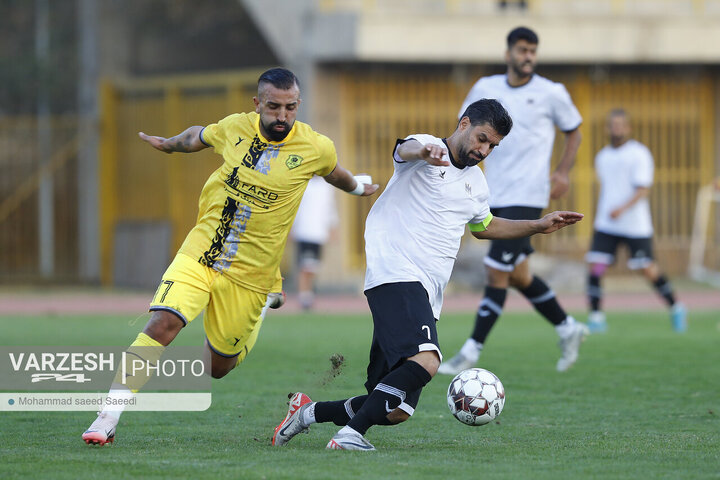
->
<box><xmin>504</xmin><ymin>73</ymin><xmax>535</xmax><ymax>89</ymax></box>
<box><xmin>442</xmin><ymin>138</ymin><xmax>465</xmax><ymax>170</ymax></box>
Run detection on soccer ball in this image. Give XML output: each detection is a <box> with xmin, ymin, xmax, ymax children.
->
<box><xmin>447</xmin><ymin>368</ymin><xmax>505</xmax><ymax>426</ymax></box>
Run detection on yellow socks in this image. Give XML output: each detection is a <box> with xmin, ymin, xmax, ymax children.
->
<box><xmin>112</xmin><ymin>332</ymin><xmax>165</xmax><ymax>393</ymax></box>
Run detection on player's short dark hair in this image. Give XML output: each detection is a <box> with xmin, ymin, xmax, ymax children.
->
<box><xmin>507</xmin><ymin>26</ymin><xmax>538</xmax><ymax>48</ymax></box>
<box><xmin>258</xmin><ymin>68</ymin><xmax>299</xmax><ymax>90</ymax></box>
<box><xmin>461</xmin><ymin>99</ymin><xmax>513</xmax><ymax>137</ymax></box>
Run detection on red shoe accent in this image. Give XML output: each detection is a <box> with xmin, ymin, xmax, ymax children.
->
<box><xmin>82</xmin><ymin>433</ymin><xmax>114</xmax><ymax>446</ymax></box>
<box><xmin>272</xmin><ymin>392</ymin><xmax>311</xmax><ymax>446</ymax></box>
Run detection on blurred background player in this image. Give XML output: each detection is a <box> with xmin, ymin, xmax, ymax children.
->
<box><xmin>440</xmin><ymin>26</ymin><xmax>586</xmax><ymax>375</ymax></box>
<box><xmin>271</xmin><ymin>99</ymin><xmax>584</xmax><ymax>451</ymax></box>
<box><xmin>290</xmin><ymin>175</ymin><xmax>338</xmax><ymax>310</ymax></box>
<box><xmin>585</xmin><ymin>108</ymin><xmax>687</xmax><ymax>333</ymax></box>
<box><xmin>81</xmin><ymin>67</ymin><xmax>378</xmax><ymax>446</ymax></box>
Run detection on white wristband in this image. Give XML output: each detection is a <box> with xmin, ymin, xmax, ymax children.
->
<box><xmin>350</xmin><ymin>175</ymin><xmax>372</xmax><ymax>195</ymax></box>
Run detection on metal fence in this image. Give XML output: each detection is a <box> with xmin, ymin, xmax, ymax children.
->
<box><xmin>0</xmin><ymin>116</ymin><xmax>79</xmax><ymax>282</ymax></box>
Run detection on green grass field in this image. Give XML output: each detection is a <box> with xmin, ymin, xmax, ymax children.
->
<box><xmin>1</xmin><ymin>308</ymin><xmax>718</xmax><ymax>479</ymax></box>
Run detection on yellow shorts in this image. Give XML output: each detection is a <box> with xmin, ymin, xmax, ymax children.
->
<box><xmin>149</xmin><ymin>253</ymin><xmax>268</xmax><ymax>360</ymax></box>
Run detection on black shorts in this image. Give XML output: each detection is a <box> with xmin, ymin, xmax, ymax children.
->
<box><xmin>485</xmin><ymin>206</ymin><xmax>543</xmax><ymax>271</ymax></box>
<box><xmin>296</xmin><ymin>241</ymin><xmax>322</xmax><ymax>272</ymax></box>
<box><xmin>586</xmin><ymin>230</ymin><xmax>654</xmax><ymax>270</ymax></box>
<box><xmin>363</xmin><ymin>282</ymin><xmax>440</xmax><ymax>415</ymax></box>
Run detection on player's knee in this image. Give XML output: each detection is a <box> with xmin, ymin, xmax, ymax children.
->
<box><xmin>386</xmin><ymin>408</ymin><xmax>411</xmax><ymax>424</ymax></box>
<box><xmin>509</xmin><ymin>273</ymin><xmax>532</xmax><ymax>289</ymax></box>
<box><xmin>210</xmin><ymin>359</ymin><xmax>236</xmax><ymax>379</ymax></box>
<box><xmin>641</xmin><ymin>262</ymin><xmax>659</xmax><ymax>280</ymax></box>
<box><xmin>426</xmin><ymin>356</ymin><xmax>441</xmax><ymax>377</ymax></box>
<box><xmin>486</xmin><ymin>268</ymin><xmax>511</xmax><ymax>288</ymax></box>
<box><xmin>208</xmin><ymin>348</ymin><xmax>240</xmax><ymax>379</ymax></box>
<box><xmin>210</xmin><ymin>365</ymin><xmax>232</xmax><ymax>379</ymax></box>
<box><xmin>142</xmin><ymin>311</ymin><xmax>184</xmax><ymax>346</ymax></box>
<box><xmin>409</xmin><ymin>351</ymin><xmax>440</xmax><ymax>377</ymax></box>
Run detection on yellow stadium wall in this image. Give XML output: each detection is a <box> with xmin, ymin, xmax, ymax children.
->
<box><xmin>331</xmin><ymin>66</ymin><xmax>716</xmax><ymax>275</ymax></box>
<box><xmin>97</xmin><ymin>66</ymin><xmax>717</xmax><ymax>285</ymax></box>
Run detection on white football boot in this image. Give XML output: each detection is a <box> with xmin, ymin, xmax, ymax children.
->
<box><xmin>438</xmin><ymin>352</ymin><xmax>475</xmax><ymax>376</ymax></box>
<box><xmin>556</xmin><ymin>319</ymin><xmax>589</xmax><ymax>372</ymax></box>
<box><xmin>671</xmin><ymin>303</ymin><xmax>687</xmax><ymax>333</ymax></box>
<box><xmin>438</xmin><ymin>339</ymin><xmax>482</xmax><ymax>375</ymax></box>
<box><xmin>326</xmin><ymin>427</ymin><xmax>376</xmax><ymax>451</ymax></box>
<box><xmin>82</xmin><ymin>412</ymin><xmax>118</xmax><ymax>446</ymax></box>
<box><xmin>587</xmin><ymin>311</ymin><xmax>607</xmax><ymax>333</ymax></box>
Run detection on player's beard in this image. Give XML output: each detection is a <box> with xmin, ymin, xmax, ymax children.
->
<box><xmin>509</xmin><ymin>58</ymin><xmax>535</xmax><ymax>81</ymax></box>
<box><xmin>610</xmin><ymin>134</ymin><xmax>627</xmax><ymax>147</ymax></box>
<box><xmin>458</xmin><ymin>146</ymin><xmax>485</xmax><ymax>167</ymax></box>
<box><xmin>262</xmin><ymin>119</ymin><xmax>292</xmax><ymax>142</ymax></box>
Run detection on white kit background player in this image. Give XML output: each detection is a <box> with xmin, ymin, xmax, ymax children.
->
<box><xmin>440</xmin><ymin>26</ymin><xmax>587</xmax><ymax>375</ymax></box>
<box><xmin>585</xmin><ymin>108</ymin><xmax>686</xmax><ymax>333</ymax></box>
<box><xmin>270</xmin><ymin>99</ymin><xmax>584</xmax><ymax>451</ymax></box>
<box><xmin>291</xmin><ymin>176</ymin><xmax>339</xmax><ymax>310</ymax></box>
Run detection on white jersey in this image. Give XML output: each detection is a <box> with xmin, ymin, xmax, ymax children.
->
<box><xmin>364</xmin><ymin>134</ymin><xmax>493</xmax><ymax>319</ymax></box>
<box><xmin>459</xmin><ymin>74</ymin><xmax>582</xmax><ymax>208</ymax></box>
<box><xmin>291</xmin><ymin>176</ymin><xmax>338</xmax><ymax>244</ymax></box>
<box><xmin>593</xmin><ymin>139</ymin><xmax>654</xmax><ymax>238</ymax></box>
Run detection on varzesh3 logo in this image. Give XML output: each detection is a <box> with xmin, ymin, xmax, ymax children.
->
<box><xmin>1</xmin><ymin>347</ymin><xmax>208</xmax><ymax>392</ymax></box>
<box><xmin>9</xmin><ymin>351</ymin><xmax>115</xmax><ymax>384</ymax></box>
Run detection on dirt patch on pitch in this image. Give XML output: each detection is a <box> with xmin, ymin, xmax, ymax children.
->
<box><xmin>321</xmin><ymin>353</ymin><xmax>345</xmax><ymax>385</ymax></box>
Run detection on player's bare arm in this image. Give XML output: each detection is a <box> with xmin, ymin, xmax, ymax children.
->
<box><xmin>550</xmin><ymin>128</ymin><xmax>582</xmax><ymax>199</ymax></box>
<box><xmin>472</xmin><ymin>211</ymin><xmax>583</xmax><ymax>240</ymax></box>
<box><xmin>396</xmin><ymin>140</ymin><xmax>450</xmax><ymax>166</ymax></box>
<box><xmin>138</xmin><ymin>126</ymin><xmax>208</xmax><ymax>154</ymax></box>
<box><xmin>610</xmin><ymin>186</ymin><xmax>650</xmax><ymax>219</ymax></box>
<box><xmin>324</xmin><ymin>164</ymin><xmax>379</xmax><ymax>196</ymax></box>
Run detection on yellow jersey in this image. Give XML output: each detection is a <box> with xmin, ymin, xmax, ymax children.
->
<box><xmin>178</xmin><ymin>112</ymin><xmax>338</xmax><ymax>293</ymax></box>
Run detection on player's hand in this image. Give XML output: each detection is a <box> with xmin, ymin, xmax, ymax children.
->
<box><xmin>138</xmin><ymin>131</ymin><xmax>172</xmax><ymax>153</ymax></box>
<box><xmin>420</xmin><ymin>144</ymin><xmax>450</xmax><ymax>166</ymax></box>
<box><xmin>354</xmin><ymin>172</ymin><xmax>380</xmax><ymax>196</ymax></box>
<box><xmin>536</xmin><ymin>210</ymin><xmax>583</xmax><ymax>234</ymax></box>
<box><xmin>550</xmin><ymin>171</ymin><xmax>570</xmax><ymax>199</ymax></box>
<box><xmin>610</xmin><ymin>207</ymin><xmax>624</xmax><ymax>219</ymax></box>
<box><xmin>267</xmin><ymin>292</ymin><xmax>286</xmax><ymax>309</ymax></box>
<box><xmin>361</xmin><ymin>183</ymin><xmax>380</xmax><ymax>196</ymax></box>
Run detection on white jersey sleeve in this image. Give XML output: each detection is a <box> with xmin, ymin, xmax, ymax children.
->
<box><xmin>550</xmin><ymin>83</ymin><xmax>582</xmax><ymax>132</ymax></box>
<box><xmin>632</xmin><ymin>144</ymin><xmax>654</xmax><ymax>188</ymax></box>
<box><xmin>468</xmin><ymin>173</ymin><xmax>492</xmax><ymax>226</ymax></box>
<box><xmin>393</xmin><ymin>134</ymin><xmax>440</xmax><ymax>163</ymax></box>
